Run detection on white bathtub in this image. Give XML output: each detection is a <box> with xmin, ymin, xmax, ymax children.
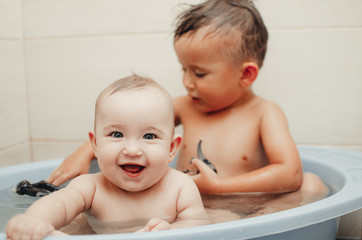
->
<box><xmin>0</xmin><ymin>146</ymin><xmax>361</xmax><ymax>240</ymax></box>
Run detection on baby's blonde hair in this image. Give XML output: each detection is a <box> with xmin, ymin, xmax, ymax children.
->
<box><xmin>94</xmin><ymin>74</ymin><xmax>174</xmax><ymax>131</ymax></box>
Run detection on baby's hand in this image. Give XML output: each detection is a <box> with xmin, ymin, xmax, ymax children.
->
<box><xmin>190</xmin><ymin>158</ymin><xmax>218</xmax><ymax>193</ymax></box>
<box><xmin>137</xmin><ymin>217</ymin><xmax>171</xmax><ymax>232</ymax></box>
<box><xmin>6</xmin><ymin>213</ymin><xmax>55</xmax><ymax>240</ymax></box>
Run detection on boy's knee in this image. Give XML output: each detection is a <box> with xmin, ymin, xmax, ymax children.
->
<box><xmin>301</xmin><ymin>172</ymin><xmax>329</xmax><ymax>196</ymax></box>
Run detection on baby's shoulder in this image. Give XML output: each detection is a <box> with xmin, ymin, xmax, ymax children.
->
<box><xmin>66</xmin><ymin>173</ymin><xmax>99</xmax><ymax>190</ymax></box>
<box><xmin>164</xmin><ymin>168</ymin><xmax>195</xmax><ymax>186</ymax></box>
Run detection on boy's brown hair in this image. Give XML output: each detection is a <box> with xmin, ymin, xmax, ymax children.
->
<box><xmin>174</xmin><ymin>0</ymin><xmax>268</xmax><ymax>68</ymax></box>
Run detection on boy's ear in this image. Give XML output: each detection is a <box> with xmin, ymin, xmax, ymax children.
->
<box><xmin>240</xmin><ymin>62</ymin><xmax>259</xmax><ymax>87</ymax></box>
<box><xmin>88</xmin><ymin>130</ymin><xmax>98</xmax><ymax>156</ymax></box>
<box><xmin>168</xmin><ymin>134</ymin><xmax>182</xmax><ymax>163</ymax></box>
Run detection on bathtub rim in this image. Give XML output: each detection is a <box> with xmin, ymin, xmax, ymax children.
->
<box><xmin>0</xmin><ymin>145</ymin><xmax>361</xmax><ymax>240</ymax></box>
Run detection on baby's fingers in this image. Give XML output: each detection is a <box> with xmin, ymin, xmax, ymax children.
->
<box><xmin>6</xmin><ymin>215</ymin><xmax>28</xmax><ymax>240</ymax></box>
<box><xmin>31</xmin><ymin>223</ymin><xmax>55</xmax><ymax>240</ymax></box>
<box><xmin>144</xmin><ymin>217</ymin><xmax>171</xmax><ymax>232</ymax></box>
<box><xmin>6</xmin><ymin>214</ymin><xmax>54</xmax><ymax>240</ymax></box>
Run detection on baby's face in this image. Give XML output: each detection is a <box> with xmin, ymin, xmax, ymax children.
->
<box><xmin>174</xmin><ymin>28</ymin><xmax>245</xmax><ymax>113</ymax></box>
<box><xmin>93</xmin><ymin>88</ymin><xmax>174</xmax><ymax>192</ymax></box>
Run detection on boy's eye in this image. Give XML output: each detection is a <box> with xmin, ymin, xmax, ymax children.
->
<box><xmin>143</xmin><ymin>133</ymin><xmax>156</xmax><ymax>140</ymax></box>
<box><xmin>111</xmin><ymin>131</ymin><xmax>123</xmax><ymax>138</ymax></box>
<box><xmin>195</xmin><ymin>72</ymin><xmax>206</xmax><ymax>78</ymax></box>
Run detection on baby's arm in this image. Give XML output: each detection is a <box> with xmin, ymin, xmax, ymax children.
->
<box><xmin>138</xmin><ymin>174</ymin><xmax>209</xmax><ymax>233</ymax></box>
<box><xmin>47</xmin><ymin>141</ymin><xmax>95</xmax><ymax>186</ymax></box>
<box><xmin>172</xmin><ymin>175</ymin><xmax>210</xmax><ymax>228</ymax></box>
<box><xmin>191</xmin><ymin>102</ymin><xmax>303</xmax><ymax>194</ymax></box>
<box><xmin>6</xmin><ymin>175</ymin><xmax>95</xmax><ymax>240</ymax></box>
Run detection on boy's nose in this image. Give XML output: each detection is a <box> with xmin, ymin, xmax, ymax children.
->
<box><xmin>183</xmin><ymin>74</ymin><xmax>195</xmax><ymax>90</ymax></box>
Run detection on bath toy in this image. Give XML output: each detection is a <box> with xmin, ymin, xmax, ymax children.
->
<box><xmin>183</xmin><ymin>140</ymin><xmax>218</xmax><ymax>174</ymax></box>
<box><xmin>197</xmin><ymin>140</ymin><xmax>217</xmax><ymax>174</ymax></box>
<box><xmin>15</xmin><ymin>180</ymin><xmax>59</xmax><ymax>197</ymax></box>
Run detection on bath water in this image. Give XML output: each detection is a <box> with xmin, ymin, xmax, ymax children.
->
<box><xmin>0</xmin><ymin>182</ymin><xmax>329</xmax><ymax>234</ymax></box>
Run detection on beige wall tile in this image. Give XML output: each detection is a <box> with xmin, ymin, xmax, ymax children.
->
<box><xmin>257</xmin><ymin>0</ymin><xmax>362</xmax><ymax>28</ymax></box>
<box><xmin>23</xmin><ymin>0</ymin><xmax>186</xmax><ymax>38</ymax></box>
<box><xmin>0</xmin><ymin>41</ymin><xmax>29</xmax><ymax>149</ymax></box>
<box><xmin>25</xmin><ymin>34</ymin><xmax>183</xmax><ymax>140</ymax></box>
<box><xmin>254</xmin><ymin>28</ymin><xmax>362</xmax><ymax>145</ymax></box>
<box><xmin>0</xmin><ymin>0</ymin><xmax>361</xmax><ymax>167</ymax></box>
<box><xmin>0</xmin><ymin>142</ymin><xmax>31</xmax><ymax>167</ymax></box>
<box><xmin>0</xmin><ymin>0</ymin><xmax>22</xmax><ymax>38</ymax></box>
<box><xmin>31</xmin><ymin>140</ymin><xmax>85</xmax><ymax>162</ymax></box>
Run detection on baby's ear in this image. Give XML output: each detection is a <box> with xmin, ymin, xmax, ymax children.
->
<box><xmin>88</xmin><ymin>130</ymin><xmax>98</xmax><ymax>156</ymax></box>
<box><xmin>169</xmin><ymin>134</ymin><xmax>182</xmax><ymax>163</ymax></box>
<box><xmin>240</xmin><ymin>62</ymin><xmax>259</xmax><ymax>87</ymax></box>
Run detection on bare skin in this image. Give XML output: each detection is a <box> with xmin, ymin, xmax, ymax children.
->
<box><xmin>174</xmin><ymin>95</ymin><xmax>303</xmax><ymax>194</ymax></box>
<box><xmin>7</xmin><ymin>169</ymin><xmax>207</xmax><ymax>239</ymax></box>
<box><xmin>47</xmin><ymin>30</ymin><xmax>326</xmax><ymax>196</ymax></box>
<box><xmin>7</xmin><ymin>81</ymin><xmax>208</xmax><ymax>240</ymax></box>
<box><xmin>47</xmin><ymin>141</ymin><xmax>94</xmax><ymax>186</ymax></box>
<box><xmin>172</xmin><ymin>29</ymin><xmax>315</xmax><ymax>194</ymax></box>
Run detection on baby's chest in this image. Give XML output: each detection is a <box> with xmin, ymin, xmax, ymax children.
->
<box><xmin>91</xmin><ymin>190</ymin><xmax>178</xmax><ymax>222</ymax></box>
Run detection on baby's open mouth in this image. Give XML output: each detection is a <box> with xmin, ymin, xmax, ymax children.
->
<box><xmin>121</xmin><ymin>164</ymin><xmax>145</xmax><ymax>174</ymax></box>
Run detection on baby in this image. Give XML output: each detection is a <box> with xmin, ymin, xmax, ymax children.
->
<box><xmin>6</xmin><ymin>75</ymin><xmax>209</xmax><ymax>239</ymax></box>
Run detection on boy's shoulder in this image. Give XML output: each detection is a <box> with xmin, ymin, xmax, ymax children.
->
<box><xmin>253</xmin><ymin>96</ymin><xmax>283</xmax><ymax>112</ymax></box>
<box><xmin>255</xmin><ymin>97</ymin><xmax>286</xmax><ymax>116</ymax></box>
<box><xmin>174</xmin><ymin>95</ymin><xmax>190</xmax><ymax>109</ymax></box>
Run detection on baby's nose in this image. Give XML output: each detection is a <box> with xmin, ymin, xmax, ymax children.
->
<box><xmin>122</xmin><ymin>142</ymin><xmax>142</xmax><ymax>157</ymax></box>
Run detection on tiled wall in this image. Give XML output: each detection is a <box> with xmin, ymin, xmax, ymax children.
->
<box><xmin>1</xmin><ymin>0</ymin><xmax>362</xmax><ymax>167</ymax></box>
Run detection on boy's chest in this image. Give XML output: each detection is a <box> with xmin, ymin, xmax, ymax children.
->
<box><xmin>177</xmin><ymin>110</ymin><xmax>268</xmax><ymax>177</ymax></box>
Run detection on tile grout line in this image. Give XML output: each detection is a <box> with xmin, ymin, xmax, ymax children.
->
<box><xmin>21</xmin><ymin>0</ymin><xmax>34</xmax><ymax>163</ymax></box>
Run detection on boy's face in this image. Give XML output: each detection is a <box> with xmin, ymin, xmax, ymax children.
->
<box><xmin>174</xmin><ymin>29</ymin><xmax>246</xmax><ymax>113</ymax></box>
<box><xmin>91</xmin><ymin>88</ymin><xmax>175</xmax><ymax>192</ymax></box>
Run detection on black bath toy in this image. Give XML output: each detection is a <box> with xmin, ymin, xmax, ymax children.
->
<box><xmin>184</xmin><ymin>140</ymin><xmax>218</xmax><ymax>174</ymax></box>
<box><xmin>15</xmin><ymin>180</ymin><xmax>60</xmax><ymax>197</ymax></box>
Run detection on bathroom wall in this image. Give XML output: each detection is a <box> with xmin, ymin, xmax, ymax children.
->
<box><xmin>1</xmin><ymin>0</ymin><xmax>362</xmax><ymax>167</ymax></box>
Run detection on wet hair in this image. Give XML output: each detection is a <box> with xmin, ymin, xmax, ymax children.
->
<box><xmin>174</xmin><ymin>0</ymin><xmax>268</xmax><ymax>68</ymax></box>
<box><xmin>94</xmin><ymin>74</ymin><xmax>174</xmax><ymax>130</ymax></box>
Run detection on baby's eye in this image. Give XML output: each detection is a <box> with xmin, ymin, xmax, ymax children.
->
<box><xmin>143</xmin><ymin>133</ymin><xmax>156</xmax><ymax>140</ymax></box>
<box><xmin>111</xmin><ymin>131</ymin><xmax>123</xmax><ymax>138</ymax></box>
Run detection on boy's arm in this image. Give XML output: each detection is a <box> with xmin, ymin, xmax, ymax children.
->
<box><xmin>47</xmin><ymin>140</ymin><xmax>95</xmax><ymax>186</ymax></box>
<box><xmin>6</xmin><ymin>175</ymin><xmax>96</xmax><ymax>239</ymax></box>
<box><xmin>191</xmin><ymin>102</ymin><xmax>303</xmax><ymax>194</ymax></box>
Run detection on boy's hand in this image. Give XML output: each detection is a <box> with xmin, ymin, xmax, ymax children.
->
<box><xmin>47</xmin><ymin>142</ymin><xmax>94</xmax><ymax>186</ymax></box>
<box><xmin>190</xmin><ymin>158</ymin><xmax>218</xmax><ymax>193</ymax></box>
<box><xmin>6</xmin><ymin>213</ymin><xmax>55</xmax><ymax>240</ymax></box>
<box><xmin>47</xmin><ymin>155</ymin><xmax>91</xmax><ymax>186</ymax></box>
<box><xmin>137</xmin><ymin>217</ymin><xmax>171</xmax><ymax>232</ymax></box>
